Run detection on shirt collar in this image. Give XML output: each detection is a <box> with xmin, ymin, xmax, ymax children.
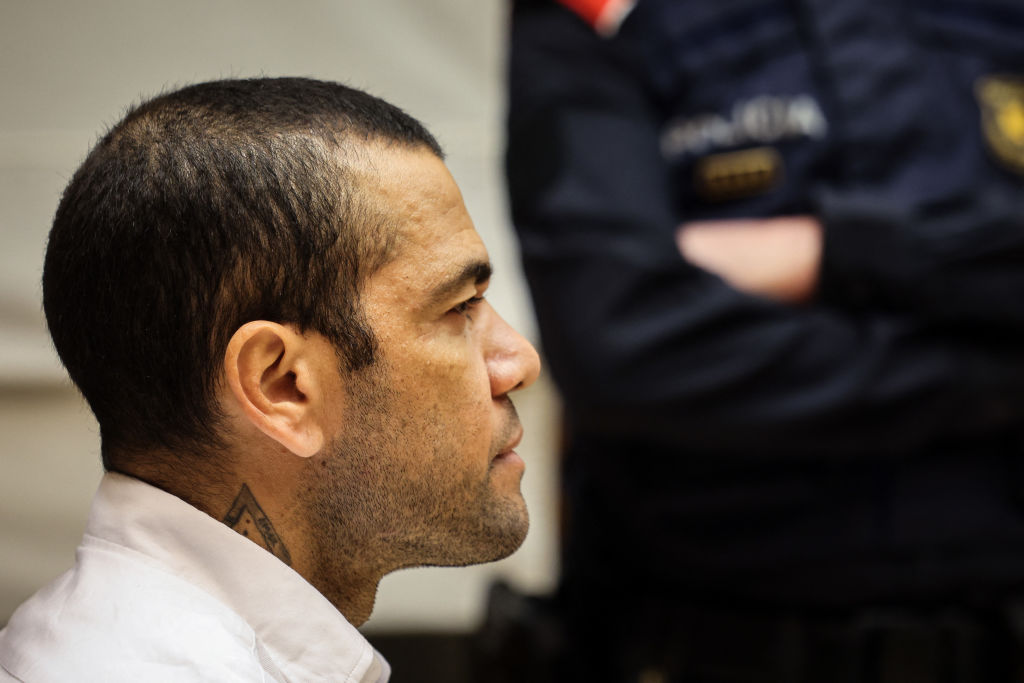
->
<box><xmin>86</xmin><ymin>472</ymin><xmax>389</xmax><ymax>682</ymax></box>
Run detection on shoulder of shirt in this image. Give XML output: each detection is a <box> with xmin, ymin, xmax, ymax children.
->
<box><xmin>0</xmin><ymin>539</ymin><xmax>267</xmax><ymax>682</ymax></box>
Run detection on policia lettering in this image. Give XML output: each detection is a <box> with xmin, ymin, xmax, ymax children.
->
<box><xmin>660</xmin><ymin>94</ymin><xmax>827</xmax><ymax>160</ymax></box>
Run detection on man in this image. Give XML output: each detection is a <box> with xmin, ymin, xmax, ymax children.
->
<box><xmin>0</xmin><ymin>77</ymin><xmax>540</xmax><ymax>682</ymax></box>
<box><xmin>505</xmin><ymin>0</ymin><xmax>1024</xmax><ymax>681</ymax></box>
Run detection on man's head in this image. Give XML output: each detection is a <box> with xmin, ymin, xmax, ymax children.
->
<box><xmin>44</xmin><ymin>77</ymin><xmax>442</xmax><ymax>467</ymax></box>
<box><xmin>43</xmin><ymin>78</ymin><xmax>541</xmax><ymax>621</ymax></box>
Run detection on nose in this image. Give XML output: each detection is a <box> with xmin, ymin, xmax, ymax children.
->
<box><xmin>485</xmin><ymin>303</ymin><xmax>542</xmax><ymax>397</ymax></box>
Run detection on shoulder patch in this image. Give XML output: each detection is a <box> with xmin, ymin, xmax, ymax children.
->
<box><xmin>557</xmin><ymin>0</ymin><xmax>637</xmax><ymax>36</ymax></box>
<box><xmin>977</xmin><ymin>74</ymin><xmax>1024</xmax><ymax>175</ymax></box>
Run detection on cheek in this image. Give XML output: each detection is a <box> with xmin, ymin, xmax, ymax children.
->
<box><xmin>420</xmin><ymin>366</ymin><xmax>495</xmax><ymax>462</ymax></box>
<box><xmin>418</xmin><ymin>342</ymin><xmax>491</xmax><ymax>403</ymax></box>
<box><xmin>426</xmin><ymin>371</ymin><xmax>492</xmax><ymax>444</ymax></box>
<box><xmin>388</xmin><ymin>338</ymin><xmax>495</xmax><ymax>453</ymax></box>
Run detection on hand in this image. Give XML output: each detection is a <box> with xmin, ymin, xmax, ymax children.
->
<box><xmin>676</xmin><ymin>215</ymin><xmax>823</xmax><ymax>303</ymax></box>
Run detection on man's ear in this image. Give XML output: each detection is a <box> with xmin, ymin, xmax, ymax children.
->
<box><xmin>223</xmin><ymin>321</ymin><xmax>331</xmax><ymax>458</ymax></box>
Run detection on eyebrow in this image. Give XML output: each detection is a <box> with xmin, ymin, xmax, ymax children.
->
<box><xmin>426</xmin><ymin>260</ymin><xmax>492</xmax><ymax>307</ymax></box>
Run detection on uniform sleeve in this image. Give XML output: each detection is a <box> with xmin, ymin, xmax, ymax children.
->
<box><xmin>506</xmin><ymin>1</ymin><xmax>1024</xmax><ymax>458</ymax></box>
<box><xmin>819</xmin><ymin>188</ymin><xmax>1024</xmax><ymax>330</ymax></box>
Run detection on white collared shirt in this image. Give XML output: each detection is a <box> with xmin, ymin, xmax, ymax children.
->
<box><xmin>0</xmin><ymin>472</ymin><xmax>390</xmax><ymax>682</ymax></box>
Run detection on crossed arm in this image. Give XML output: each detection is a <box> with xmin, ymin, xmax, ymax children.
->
<box><xmin>677</xmin><ymin>216</ymin><xmax>822</xmax><ymax>304</ymax></box>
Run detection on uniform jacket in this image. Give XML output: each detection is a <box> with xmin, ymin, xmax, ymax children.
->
<box><xmin>507</xmin><ymin>0</ymin><xmax>1024</xmax><ymax>604</ymax></box>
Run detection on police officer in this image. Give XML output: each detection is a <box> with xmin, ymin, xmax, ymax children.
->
<box><xmin>505</xmin><ymin>0</ymin><xmax>1024</xmax><ymax>680</ymax></box>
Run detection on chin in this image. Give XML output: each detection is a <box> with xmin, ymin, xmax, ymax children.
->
<box><xmin>480</xmin><ymin>501</ymin><xmax>531</xmax><ymax>562</ymax></box>
<box><xmin>430</xmin><ymin>503</ymin><xmax>530</xmax><ymax>568</ymax></box>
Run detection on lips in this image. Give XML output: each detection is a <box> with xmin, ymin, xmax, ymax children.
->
<box><xmin>491</xmin><ymin>401</ymin><xmax>524</xmax><ymax>463</ymax></box>
<box><xmin>492</xmin><ymin>421</ymin><xmax>524</xmax><ymax>463</ymax></box>
<box><xmin>499</xmin><ymin>426</ymin><xmax>523</xmax><ymax>455</ymax></box>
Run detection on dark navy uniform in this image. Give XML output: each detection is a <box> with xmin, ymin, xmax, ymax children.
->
<box><xmin>505</xmin><ymin>0</ymin><xmax>1024</xmax><ymax>680</ymax></box>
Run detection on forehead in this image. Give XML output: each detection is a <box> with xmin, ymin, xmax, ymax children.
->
<box><xmin>362</xmin><ymin>147</ymin><xmax>489</xmax><ymax>309</ymax></box>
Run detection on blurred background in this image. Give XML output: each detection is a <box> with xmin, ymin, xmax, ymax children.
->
<box><xmin>0</xmin><ymin>0</ymin><xmax>559</xmax><ymax>676</ymax></box>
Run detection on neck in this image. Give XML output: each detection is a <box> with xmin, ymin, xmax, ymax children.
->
<box><xmin>220</xmin><ymin>482</ymin><xmax>295</xmax><ymax>566</ymax></box>
<box><xmin>111</xmin><ymin>458</ymin><xmax>233</xmax><ymax>521</ymax></box>
<box><xmin>309</xmin><ymin>569</ymin><xmax>383</xmax><ymax>627</ymax></box>
<box><xmin>218</xmin><ymin>478</ymin><xmax>387</xmax><ymax>627</ymax></box>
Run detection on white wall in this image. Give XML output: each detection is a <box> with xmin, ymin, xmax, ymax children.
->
<box><xmin>0</xmin><ymin>0</ymin><xmax>560</xmax><ymax>632</ymax></box>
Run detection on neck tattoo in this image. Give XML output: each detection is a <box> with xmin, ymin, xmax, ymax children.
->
<box><xmin>223</xmin><ymin>483</ymin><xmax>293</xmax><ymax>566</ymax></box>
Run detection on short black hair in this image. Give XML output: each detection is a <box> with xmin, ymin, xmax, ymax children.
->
<box><xmin>43</xmin><ymin>77</ymin><xmax>444</xmax><ymax>468</ymax></box>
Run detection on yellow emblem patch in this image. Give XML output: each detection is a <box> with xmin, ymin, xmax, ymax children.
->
<box><xmin>976</xmin><ymin>74</ymin><xmax>1024</xmax><ymax>174</ymax></box>
<box><xmin>694</xmin><ymin>146</ymin><xmax>783</xmax><ymax>202</ymax></box>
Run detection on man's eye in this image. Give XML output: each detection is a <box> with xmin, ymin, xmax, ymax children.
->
<box><xmin>451</xmin><ymin>296</ymin><xmax>485</xmax><ymax>318</ymax></box>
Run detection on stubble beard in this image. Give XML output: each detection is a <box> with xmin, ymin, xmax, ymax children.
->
<box><xmin>301</xmin><ymin>362</ymin><xmax>529</xmax><ymax>593</ymax></box>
